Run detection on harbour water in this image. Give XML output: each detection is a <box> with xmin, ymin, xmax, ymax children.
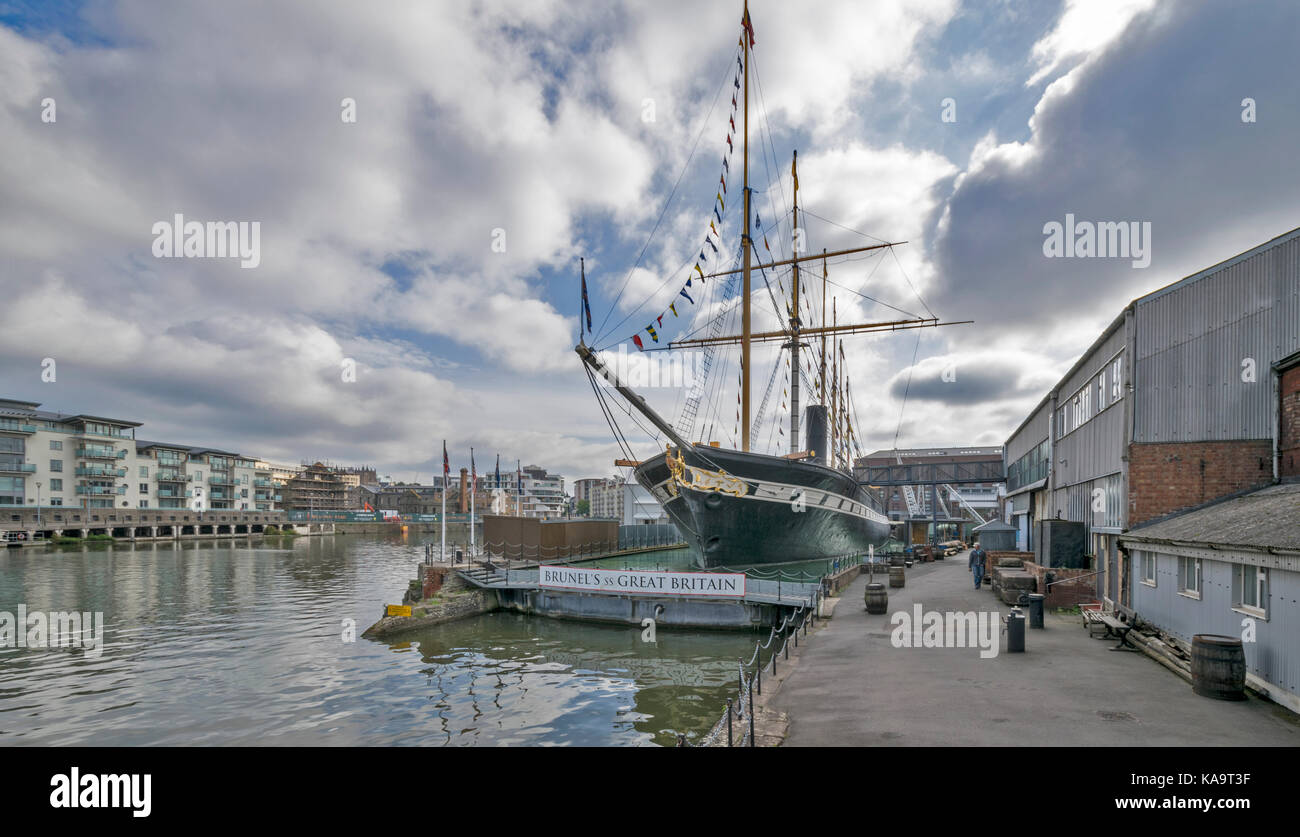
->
<box><xmin>0</xmin><ymin>535</ymin><xmax>760</xmax><ymax>746</ymax></box>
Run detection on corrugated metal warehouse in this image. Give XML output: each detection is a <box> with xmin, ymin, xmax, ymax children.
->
<box><xmin>1003</xmin><ymin>226</ymin><xmax>1300</xmax><ymax>711</ymax></box>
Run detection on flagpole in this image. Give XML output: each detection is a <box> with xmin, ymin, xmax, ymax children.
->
<box><xmin>475</xmin><ymin>447</ymin><xmax>480</xmax><ymax>558</ymax></box>
<box><xmin>441</xmin><ymin>442</ymin><xmax>447</xmax><ymax>563</ymax></box>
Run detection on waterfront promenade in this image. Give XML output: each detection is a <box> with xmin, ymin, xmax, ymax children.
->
<box><xmin>772</xmin><ymin>553</ymin><xmax>1300</xmax><ymax>746</ymax></box>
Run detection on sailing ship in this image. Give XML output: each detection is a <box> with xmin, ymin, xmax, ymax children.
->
<box><xmin>575</xmin><ymin>2</ymin><xmax>967</xmax><ymax>567</ymax></box>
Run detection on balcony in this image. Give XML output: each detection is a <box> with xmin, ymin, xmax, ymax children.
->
<box><xmin>0</xmin><ymin>462</ymin><xmax>37</xmax><ymax>473</ymax></box>
<box><xmin>157</xmin><ymin>489</ymin><xmax>191</xmax><ymax>499</ymax></box>
<box><xmin>0</xmin><ymin>422</ymin><xmax>37</xmax><ymax>434</ymax></box>
<box><xmin>156</xmin><ymin>470</ymin><xmax>190</xmax><ymax>483</ymax></box>
<box><xmin>74</xmin><ymin>466</ymin><xmax>126</xmax><ymax>478</ymax></box>
<box><xmin>209</xmin><ymin>474</ymin><xmax>235</xmax><ymax>486</ymax></box>
<box><xmin>254</xmin><ymin>478</ymin><xmax>273</xmax><ymax>487</ymax></box>
<box><xmin>76</xmin><ymin>485</ymin><xmax>127</xmax><ymax>496</ymax></box>
<box><xmin>76</xmin><ymin>447</ymin><xmax>123</xmax><ymax>460</ymax></box>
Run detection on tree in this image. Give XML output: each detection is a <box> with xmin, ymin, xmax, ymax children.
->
<box><xmin>576</xmin><ymin>499</ymin><xmax>590</xmax><ymax>516</ymax></box>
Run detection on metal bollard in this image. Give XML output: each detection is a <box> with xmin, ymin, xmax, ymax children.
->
<box><xmin>726</xmin><ymin>698</ymin><xmax>733</xmax><ymax>746</ymax></box>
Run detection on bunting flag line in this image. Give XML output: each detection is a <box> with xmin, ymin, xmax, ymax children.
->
<box><xmin>620</xmin><ymin>48</ymin><xmax>741</xmax><ymax>351</ymax></box>
<box><xmin>743</xmin><ymin>9</ymin><xmax>756</xmax><ymax>46</ymax></box>
<box><xmin>443</xmin><ymin>440</ymin><xmax>449</xmax><ymax>476</ymax></box>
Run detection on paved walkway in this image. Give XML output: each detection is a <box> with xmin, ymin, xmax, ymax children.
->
<box><xmin>773</xmin><ymin>552</ymin><xmax>1300</xmax><ymax>746</ymax></box>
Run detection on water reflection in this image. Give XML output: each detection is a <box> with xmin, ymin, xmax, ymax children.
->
<box><xmin>0</xmin><ymin>536</ymin><xmax>757</xmax><ymax>746</ymax></box>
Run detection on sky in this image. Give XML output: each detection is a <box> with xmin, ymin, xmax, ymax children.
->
<box><xmin>1</xmin><ymin>0</ymin><xmax>1298</xmax><ymax>486</ymax></box>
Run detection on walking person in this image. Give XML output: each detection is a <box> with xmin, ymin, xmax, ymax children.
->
<box><xmin>969</xmin><ymin>542</ymin><xmax>987</xmax><ymax>590</ymax></box>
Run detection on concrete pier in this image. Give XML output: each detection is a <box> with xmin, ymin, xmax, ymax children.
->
<box><xmin>770</xmin><ymin>552</ymin><xmax>1300</xmax><ymax>746</ymax></box>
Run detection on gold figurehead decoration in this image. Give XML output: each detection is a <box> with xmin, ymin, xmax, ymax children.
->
<box><xmin>665</xmin><ymin>445</ymin><xmax>749</xmax><ymax>497</ymax></box>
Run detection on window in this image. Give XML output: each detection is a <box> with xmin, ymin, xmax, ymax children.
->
<box><xmin>1111</xmin><ymin>356</ymin><xmax>1123</xmax><ymax>401</ymax></box>
<box><xmin>50</xmin><ymin>440</ymin><xmax>63</xmax><ymax>450</ymax></box>
<box><xmin>1177</xmin><ymin>556</ymin><xmax>1201</xmax><ymax>598</ymax></box>
<box><xmin>1140</xmin><ymin>552</ymin><xmax>1156</xmax><ymax>586</ymax></box>
<box><xmin>1233</xmin><ymin>565</ymin><xmax>1268</xmax><ymax>616</ymax></box>
<box><xmin>139</xmin><ymin>483</ymin><xmax>148</xmax><ymax>494</ymax></box>
<box><xmin>50</xmin><ymin>498</ymin><xmax>62</xmax><ymax>506</ymax></box>
<box><xmin>139</xmin><ymin>466</ymin><xmax>148</xmax><ymax>478</ymax></box>
<box><xmin>50</xmin><ymin>479</ymin><xmax>62</xmax><ymax>491</ymax></box>
<box><xmin>50</xmin><ymin>459</ymin><xmax>63</xmax><ymax>472</ymax></box>
<box><xmin>139</xmin><ymin>500</ymin><xmax>148</xmax><ymax>509</ymax></box>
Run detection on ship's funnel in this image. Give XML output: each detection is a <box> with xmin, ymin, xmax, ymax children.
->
<box><xmin>804</xmin><ymin>405</ymin><xmax>829</xmax><ymax>465</ymax></box>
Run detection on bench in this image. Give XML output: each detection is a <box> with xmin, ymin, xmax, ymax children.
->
<box><xmin>1081</xmin><ymin>607</ymin><xmax>1108</xmax><ymax>638</ymax></box>
<box><xmin>1097</xmin><ymin>613</ymin><xmax>1137</xmax><ymax>651</ymax></box>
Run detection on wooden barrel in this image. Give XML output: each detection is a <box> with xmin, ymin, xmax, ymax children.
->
<box><xmin>1191</xmin><ymin>634</ymin><xmax>1247</xmax><ymax>701</ymax></box>
<box><xmin>864</xmin><ymin>583</ymin><xmax>888</xmax><ymax>614</ymax></box>
<box><xmin>889</xmin><ymin>565</ymin><xmax>905</xmax><ymax>588</ymax></box>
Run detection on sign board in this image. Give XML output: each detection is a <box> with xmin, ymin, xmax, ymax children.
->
<box><xmin>385</xmin><ymin>604</ymin><xmax>412</xmax><ymax>618</ymax></box>
<box><xmin>538</xmin><ymin>565</ymin><xmax>745</xmax><ymax>598</ymax></box>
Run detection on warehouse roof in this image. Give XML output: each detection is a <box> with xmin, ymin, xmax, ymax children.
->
<box><xmin>1121</xmin><ymin>482</ymin><xmax>1300</xmax><ymax>553</ymax></box>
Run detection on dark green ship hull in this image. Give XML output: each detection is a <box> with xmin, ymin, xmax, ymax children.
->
<box><xmin>635</xmin><ymin>445</ymin><xmax>890</xmax><ymax>568</ymax></box>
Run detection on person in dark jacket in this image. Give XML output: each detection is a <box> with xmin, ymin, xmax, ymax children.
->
<box><xmin>969</xmin><ymin>543</ymin><xmax>987</xmax><ymax>590</ymax></box>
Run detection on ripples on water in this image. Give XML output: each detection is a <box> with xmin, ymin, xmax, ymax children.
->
<box><xmin>0</xmin><ymin>537</ymin><xmax>757</xmax><ymax>746</ymax></box>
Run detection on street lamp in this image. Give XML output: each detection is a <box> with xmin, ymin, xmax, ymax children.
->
<box><xmin>36</xmin><ymin>481</ymin><xmax>41</xmax><ymax>527</ymax></box>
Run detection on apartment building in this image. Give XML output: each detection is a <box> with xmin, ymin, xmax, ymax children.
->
<box><xmin>520</xmin><ymin>464</ymin><xmax>566</xmax><ymax>519</ymax></box>
<box><xmin>0</xmin><ymin>398</ymin><xmax>279</xmax><ymax>512</ymax></box>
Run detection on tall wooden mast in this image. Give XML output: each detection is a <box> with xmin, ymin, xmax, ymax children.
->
<box><xmin>830</xmin><ymin>297</ymin><xmax>838</xmax><ymax>467</ymax></box>
<box><xmin>819</xmin><ymin>250</ymin><xmax>827</xmax><ymax>406</ymax></box>
<box><xmin>788</xmin><ymin>149</ymin><xmax>801</xmax><ymax>454</ymax></box>
<box><xmin>740</xmin><ymin>0</ymin><xmax>752</xmax><ymax>451</ymax></box>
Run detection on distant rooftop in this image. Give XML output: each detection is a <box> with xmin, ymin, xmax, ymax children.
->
<box><xmin>0</xmin><ymin>397</ymin><xmax>141</xmax><ymax>427</ymax></box>
<box><xmin>861</xmin><ymin>446</ymin><xmax>1004</xmax><ymax>459</ymax></box>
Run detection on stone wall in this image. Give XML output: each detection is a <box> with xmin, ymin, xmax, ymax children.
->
<box><xmin>363</xmin><ymin>588</ymin><xmax>499</xmax><ymax>639</ymax></box>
